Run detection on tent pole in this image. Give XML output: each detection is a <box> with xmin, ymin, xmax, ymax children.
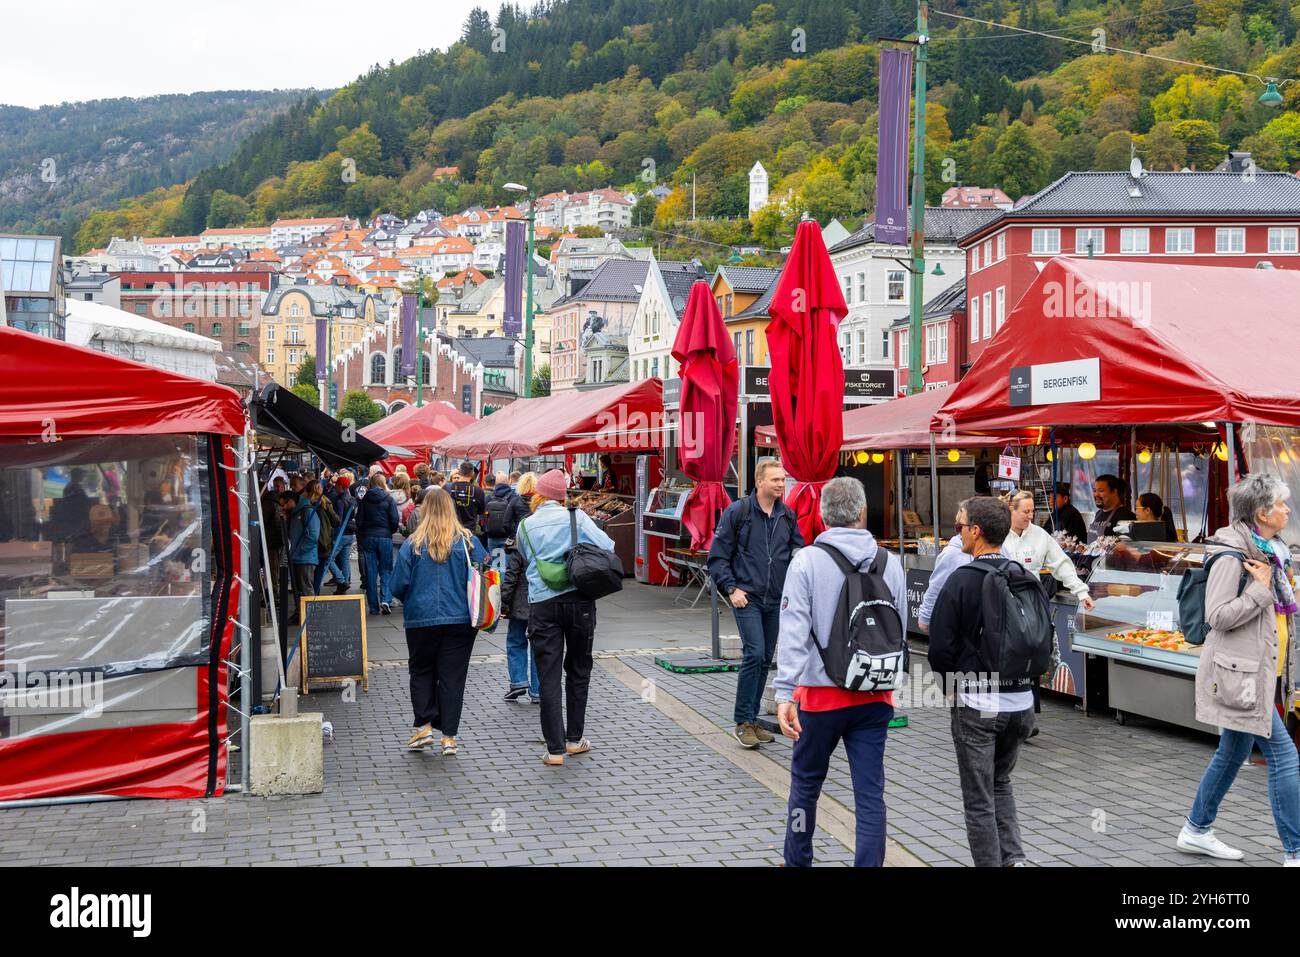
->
<box><xmin>235</xmin><ymin>433</ymin><xmax>252</xmax><ymax>792</ymax></box>
<box><xmin>1226</xmin><ymin>422</ymin><xmax>1239</xmax><ymax>483</ymax></box>
<box><xmin>1175</xmin><ymin>447</ymin><xmax>1188</xmax><ymax>539</ymax></box>
<box><xmin>929</xmin><ymin>433</ymin><xmax>940</xmax><ymax>541</ymax></box>
<box><xmin>896</xmin><ymin>451</ymin><xmax>905</xmax><ymax>559</ymax></box>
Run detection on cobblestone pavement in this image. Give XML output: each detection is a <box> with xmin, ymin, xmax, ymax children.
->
<box><xmin>0</xmin><ymin>576</ymin><xmax>1287</xmax><ymax>867</ymax></box>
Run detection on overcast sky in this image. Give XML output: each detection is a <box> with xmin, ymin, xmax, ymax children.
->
<box><xmin>2</xmin><ymin>0</ymin><xmax>509</xmax><ymax>108</ymax></box>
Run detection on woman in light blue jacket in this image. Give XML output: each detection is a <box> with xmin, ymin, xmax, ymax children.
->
<box><xmin>391</xmin><ymin>487</ymin><xmax>488</xmax><ymax>755</ymax></box>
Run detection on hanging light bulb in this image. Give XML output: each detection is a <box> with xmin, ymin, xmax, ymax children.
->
<box><xmin>947</xmin><ymin>448</ymin><xmax>961</xmax><ymax>463</ymax></box>
<box><xmin>855</xmin><ymin>451</ymin><xmax>869</xmax><ymax>465</ymax></box>
<box><xmin>1138</xmin><ymin>448</ymin><xmax>1152</xmax><ymax>464</ymax></box>
<box><xmin>1045</xmin><ymin>449</ymin><xmax>1053</xmax><ymax>462</ymax></box>
<box><xmin>1078</xmin><ymin>441</ymin><xmax>1097</xmax><ymax>461</ymax></box>
<box><xmin>871</xmin><ymin>452</ymin><xmax>885</xmax><ymax>464</ymax></box>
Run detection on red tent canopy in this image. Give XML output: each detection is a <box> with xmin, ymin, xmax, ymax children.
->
<box><xmin>0</xmin><ymin>326</ymin><xmax>244</xmax><ymax>438</ymax></box>
<box><xmin>433</xmin><ymin>379</ymin><xmax>663</xmax><ymax>458</ymax></box>
<box><xmin>360</xmin><ymin>400</ymin><xmax>475</xmax><ymax>449</ymax></box>
<box><xmin>935</xmin><ymin>258</ymin><xmax>1300</xmax><ymax>434</ymax></box>
<box><xmin>756</xmin><ymin>386</ymin><xmax>1029</xmax><ymax>451</ymax></box>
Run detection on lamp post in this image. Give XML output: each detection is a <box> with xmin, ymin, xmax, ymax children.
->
<box><xmin>416</xmin><ymin>266</ymin><xmax>425</xmax><ymax>408</ymax></box>
<box><xmin>906</xmin><ymin>0</ymin><xmax>929</xmax><ymax>396</ymax></box>
<box><xmin>503</xmin><ymin>182</ymin><xmax>535</xmax><ymax>398</ymax></box>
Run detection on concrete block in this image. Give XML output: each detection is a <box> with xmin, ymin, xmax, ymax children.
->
<box><xmin>250</xmin><ymin>713</ymin><xmax>324</xmax><ymax>796</ymax></box>
<box><xmin>761</xmin><ymin>676</ymin><xmax>777</xmax><ymax>715</ymax></box>
<box><xmin>719</xmin><ymin>634</ymin><xmax>743</xmax><ymax>660</ymax></box>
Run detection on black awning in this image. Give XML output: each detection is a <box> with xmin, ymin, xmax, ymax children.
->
<box><xmin>251</xmin><ymin>383</ymin><xmax>387</xmax><ymax>470</ymax></box>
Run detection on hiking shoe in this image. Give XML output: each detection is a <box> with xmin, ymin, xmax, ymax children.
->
<box><xmin>441</xmin><ymin>736</ymin><xmax>458</xmax><ymax>757</ymax></box>
<box><xmin>734</xmin><ymin>723</ymin><xmax>760</xmax><ymax>749</ymax></box>
<box><xmin>1176</xmin><ymin>825</ymin><xmax>1244</xmax><ymax>861</ymax></box>
<box><xmin>752</xmin><ymin>722</ymin><xmax>775</xmax><ymax>744</ymax></box>
<box><xmin>503</xmin><ymin>687</ymin><xmax>529</xmax><ymax>702</ymax></box>
<box><xmin>333</xmin><ymin>581</ymin><xmax>349</xmax><ymax>595</ymax></box>
<box><xmin>380</xmin><ymin>603</ymin><xmax>393</xmax><ymax>615</ymax></box>
<box><xmin>407</xmin><ymin>724</ymin><xmax>435</xmax><ymax>751</ymax></box>
<box><xmin>565</xmin><ymin>738</ymin><xmax>592</xmax><ymax>755</ymax></box>
<box><xmin>542</xmin><ymin>752</ymin><xmax>565</xmax><ymax>766</ymax></box>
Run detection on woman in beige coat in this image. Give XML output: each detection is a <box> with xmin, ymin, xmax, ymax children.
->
<box><xmin>1177</xmin><ymin>474</ymin><xmax>1299</xmax><ymax>865</ymax></box>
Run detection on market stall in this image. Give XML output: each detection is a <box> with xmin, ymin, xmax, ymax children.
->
<box><xmin>434</xmin><ymin>379</ymin><xmax>664</xmax><ymax>575</ymax></box>
<box><xmin>934</xmin><ymin>257</ymin><xmax>1300</xmax><ymax>729</ymax></box>
<box><xmin>358</xmin><ymin>401</ymin><xmax>474</xmax><ymax>476</ymax></box>
<box><xmin>0</xmin><ymin>325</ymin><xmax>245</xmax><ymax>803</ymax></box>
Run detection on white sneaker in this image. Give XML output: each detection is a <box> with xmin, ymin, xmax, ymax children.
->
<box><xmin>1284</xmin><ymin>855</ymin><xmax>1300</xmax><ymax>867</ymax></box>
<box><xmin>1176</xmin><ymin>825</ymin><xmax>1244</xmax><ymax>861</ymax></box>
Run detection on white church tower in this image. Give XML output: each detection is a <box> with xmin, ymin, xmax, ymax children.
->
<box><xmin>748</xmin><ymin>161</ymin><xmax>769</xmax><ymax>218</ymax></box>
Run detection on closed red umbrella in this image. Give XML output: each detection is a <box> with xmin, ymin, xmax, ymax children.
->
<box><xmin>765</xmin><ymin>219</ymin><xmax>848</xmax><ymax>542</ymax></box>
<box><xmin>671</xmin><ymin>281</ymin><xmax>739</xmax><ymax>550</ymax></box>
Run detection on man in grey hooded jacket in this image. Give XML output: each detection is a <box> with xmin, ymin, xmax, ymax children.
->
<box><xmin>775</xmin><ymin>476</ymin><xmax>906</xmax><ymax>867</ymax></box>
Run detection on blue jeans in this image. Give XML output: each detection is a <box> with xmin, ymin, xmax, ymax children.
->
<box><xmin>1187</xmin><ymin>707</ymin><xmax>1300</xmax><ymax>855</ymax></box>
<box><xmin>361</xmin><ymin>535</ymin><xmax>394</xmax><ymax>613</ymax></box>
<box><xmin>785</xmin><ymin>700</ymin><xmax>893</xmax><ymax>867</ymax></box>
<box><xmin>732</xmin><ymin>597</ymin><xmax>780</xmax><ymax>724</ymax></box>
<box><xmin>326</xmin><ymin>534</ymin><xmax>354</xmax><ymax>584</ymax></box>
<box><xmin>487</xmin><ymin>537</ymin><xmax>508</xmax><ymax>573</ymax></box>
<box><xmin>506</xmin><ymin>618</ymin><xmax>539</xmax><ymax>696</ymax></box>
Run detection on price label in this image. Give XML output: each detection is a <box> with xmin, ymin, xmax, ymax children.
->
<box><xmin>998</xmin><ymin>454</ymin><xmax>1021</xmax><ymax>482</ymax></box>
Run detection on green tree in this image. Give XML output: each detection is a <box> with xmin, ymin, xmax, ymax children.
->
<box><xmin>1141</xmin><ymin>122</ymin><xmax>1187</xmax><ymax>170</ymax></box>
<box><xmin>1171</xmin><ymin>119</ymin><xmax>1227</xmax><ymax>169</ymax></box>
<box><xmin>206</xmin><ymin>189</ymin><xmax>251</xmax><ymax>228</ymax></box>
<box><xmin>291</xmin><ymin>382</ymin><xmax>320</xmax><ymax>407</ymax></box>
<box><xmin>1254</xmin><ymin>112</ymin><xmax>1300</xmax><ymax>170</ymax></box>
<box><xmin>987</xmin><ymin>121</ymin><xmax>1049</xmax><ymax>199</ymax></box>
<box><xmin>531</xmin><ymin>363</ymin><xmax>552</xmax><ymax>397</ymax></box>
<box><xmin>337</xmin><ymin>124</ymin><xmax>383</xmax><ymax>176</ymax></box>
<box><xmin>296</xmin><ymin>354</ymin><xmax>317</xmax><ymax>386</ymax></box>
<box><xmin>796</xmin><ymin>162</ymin><xmax>856</xmax><ymax>223</ymax></box>
<box><xmin>338</xmin><ymin>389</ymin><xmax>383</xmax><ymax>428</ymax></box>
<box><xmin>1094</xmin><ymin>131</ymin><xmax>1134</xmax><ymax>170</ymax></box>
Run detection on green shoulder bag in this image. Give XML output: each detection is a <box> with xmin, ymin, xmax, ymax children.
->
<box><xmin>517</xmin><ymin>517</ymin><xmax>570</xmax><ymax>591</ymax></box>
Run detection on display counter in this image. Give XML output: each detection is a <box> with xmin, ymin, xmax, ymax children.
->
<box><xmin>569</xmin><ymin>490</ymin><xmax>637</xmax><ymax>575</ymax></box>
<box><xmin>1070</xmin><ymin>540</ymin><xmax>1215</xmax><ymax>733</ymax></box>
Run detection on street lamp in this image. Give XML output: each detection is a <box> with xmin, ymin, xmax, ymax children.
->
<box><xmin>1260</xmin><ymin>80</ymin><xmax>1284</xmax><ymax>107</ymax></box>
<box><xmin>503</xmin><ymin>182</ymin><xmax>535</xmax><ymax>399</ymax></box>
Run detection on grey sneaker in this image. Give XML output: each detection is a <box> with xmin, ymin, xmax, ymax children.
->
<box><xmin>734</xmin><ymin>723</ymin><xmax>760</xmax><ymax>749</ymax></box>
<box><xmin>1176</xmin><ymin>825</ymin><xmax>1244</xmax><ymax>861</ymax></box>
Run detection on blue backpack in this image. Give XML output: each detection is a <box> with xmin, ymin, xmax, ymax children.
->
<box><xmin>1177</xmin><ymin>550</ymin><xmax>1248</xmax><ymax>646</ymax></box>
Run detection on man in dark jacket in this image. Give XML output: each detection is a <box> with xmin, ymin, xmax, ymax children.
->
<box><xmin>706</xmin><ymin>457</ymin><xmax>805</xmax><ymax>749</ymax></box>
<box><xmin>356</xmin><ymin>473</ymin><xmax>400</xmax><ymax>615</ymax></box>
<box><xmin>445</xmin><ymin>461</ymin><xmax>486</xmax><ymax>533</ymax></box>
<box><xmin>323</xmin><ymin>472</ymin><xmax>357</xmax><ymax>594</ymax></box>
<box><xmin>928</xmin><ymin>495</ymin><xmax>1040</xmax><ymax>868</ymax></box>
<box><xmin>1042</xmin><ymin>482</ymin><xmax>1087</xmax><ymax>544</ymax></box>
<box><xmin>483</xmin><ymin>471</ymin><xmax>518</xmax><ymax>570</ymax></box>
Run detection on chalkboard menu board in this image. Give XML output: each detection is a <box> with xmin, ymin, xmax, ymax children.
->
<box><xmin>905</xmin><ymin>567</ymin><xmax>932</xmax><ymax>635</ymax></box>
<box><xmin>299</xmin><ymin>594</ymin><xmax>369</xmax><ymax>693</ymax></box>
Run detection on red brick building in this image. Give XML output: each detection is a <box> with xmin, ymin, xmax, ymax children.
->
<box><xmin>116</xmin><ymin>271</ymin><xmax>272</xmax><ymax>356</ymax></box>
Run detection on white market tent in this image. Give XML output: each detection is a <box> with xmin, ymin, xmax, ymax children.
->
<box><xmin>64</xmin><ymin>298</ymin><xmax>219</xmax><ymax>381</ymax></box>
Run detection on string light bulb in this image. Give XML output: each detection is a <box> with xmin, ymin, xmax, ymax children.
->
<box><xmin>871</xmin><ymin>452</ymin><xmax>885</xmax><ymax>464</ymax></box>
<box><xmin>1138</xmin><ymin>449</ymin><xmax>1152</xmax><ymax>464</ymax></box>
<box><xmin>947</xmin><ymin>448</ymin><xmax>961</xmax><ymax>463</ymax></box>
<box><xmin>855</xmin><ymin>451</ymin><xmax>869</xmax><ymax>465</ymax></box>
<box><xmin>1078</xmin><ymin>442</ymin><xmax>1097</xmax><ymax>461</ymax></box>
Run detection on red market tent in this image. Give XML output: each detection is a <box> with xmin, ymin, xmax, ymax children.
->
<box><xmin>0</xmin><ymin>327</ymin><xmax>244</xmax><ymax>803</ymax></box>
<box><xmin>359</xmin><ymin>401</ymin><xmax>475</xmax><ymax>474</ymax></box>
<box><xmin>756</xmin><ymin>385</ymin><xmax>1027</xmax><ymax>451</ymax></box>
<box><xmin>934</xmin><ymin>257</ymin><xmax>1300</xmax><ymax>434</ymax></box>
<box><xmin>433</xmin><ymin>379</ymin><xmax>664</xmax><ymax>459</ymax></box>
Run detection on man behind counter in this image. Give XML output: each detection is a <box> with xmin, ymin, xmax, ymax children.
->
<box><xmin>1089</xmin><ymin>474</ymin><xmax>1136</xmax><ymax>543</ymax></box>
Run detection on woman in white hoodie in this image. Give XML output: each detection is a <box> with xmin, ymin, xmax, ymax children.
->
<box><xmin>1003</xmin><ymin>491</ymin><xmax>1096</xmax><ymax>609</ymax></box>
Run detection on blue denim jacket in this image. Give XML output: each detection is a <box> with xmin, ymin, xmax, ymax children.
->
<box><xmin>391</xmin><ymin>533</ymin><xmax>490</xmax><ymax>628</ymax></box>
<box><xmin>516</xmin><ymin>501</ymin><xmax>615</xmax><ymax>604</ymax></box>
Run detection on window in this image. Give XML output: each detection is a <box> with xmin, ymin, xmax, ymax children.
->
<box><xmin>183</xmin><ymin>322</ymin><xmax>195</xmax><ymax>333</ymax></box>
<box><xmin>1075</xmin><ymin>228</ymin><xmax>1105</xmax><ymax>255</ymax></box>
<box><xmin>1165</xmin><ymin>228</ymin><xmax>1195</xmax><ymax>254</ymax></box>
<box><xmin>1120</xmin><ymin>228</ymin><xmax>1149</xmax><ymax>254</ymax></box>
<box><xmin>725</xmin><ymin>293</ymin><xmax>733</xmax><ymax>316</ymax></box>
<box><xmin>996</xmin><ymin>233</ymin><xmax>1006</xmax><ymax>261</ymax></box>
<box><xmin>839</xmin><ymin>331</ymin><xmax>851</xmax><ymax>364</ymax></box>
<box><xmin>1269</xmin><ymin>227</ymin><xmax>1298</xmax><ymax>254</ymax></box>
<box><xmin>733</xmin><ymin>332</ymin><xmax>742</xmax><ymax>359</ymax></box>
<box><xmin>266</xmin><ymin>325</ymin><xmax>274</xmax><ymax>340</ymax></box>
<box><xmin>887</xmin><ymin>270</ymin><xmax>905</xmax><ymax>301</ymax></box>
<box><xmin>288</xmin><ymin>372</ymin><xmax>298</xmax><ymax>387</ymax></box>
<box><xmin>235</xmin><ymin>342</ymin><xmax>251</xmax><ymax>352</ymax></box>
<box><xmin>982</xmin><ymin>292</ymin><xmax>992</xmax><ymax>339</ymax></box>
<box><xmin>237</xmin><ymin>322</ymin><xmax>250</xmax><ymax>336</ymax></box>
<box><xmin>996</xmin><ymin>286</ymin><xmax>1006</xmax><ymax>330</ymax></box>
<box><xmin>969</xmin><ymin>249</ymin><xmax>979</xmax><ymax>273</ymax></box>
<box><xmin>210</xmin><ymin>323</ymin><xmax>222</xmax><ymax>337</ymax></box>
<box><xmin>289</xmin><ymin>302</ymin><xmax>302</xmax><ymax>318</ymax></box>
<box><xmin>651</xmin><ymin>357</ymin><xmax>660</xmax><ymax>378</ymax></box>
<box><xmin>970</xmin><ymin>298</ymin><xmax>980</xmax><ymax>343</ymax></box>
<box><xmin>1031</xmin><ymin>228</ymin><xmax>1060</xmax><ymax>255</ymax></box>
<box><xmin>856</xmin><ymin>329</ymin><xmax>866</xmax><ymax>365</ymax></box>
<box><xmin>745</xmin><ymin>329</ymin><xmax>755</xmax><ymax>366</ymax></box>
<box><xmin>841</xmin><ymin>276</ymin><xmax>851</xmax><ymax>304</ymax></box>
<box><xmin>983</xmin><ymin>240</ymin><xmax>992</xmax><ymax>268</ymax></box>
<box><xmin>898</xmin><ymin>330</ymin><xmax>909</xmax><ymax>368</ymax></box>
<box><xmin>370</xmin><ymin>353</ymin><xmax>386</xmax><ymax>384</ymax></box>
<box><xmin>881</xmin><ymin>329</ymin><xmax>890</xmax><ymax>359</ymax></box>
<box><xmin>266</xmin><ymin>347</ymin><xmax>275</xmax><ymax>363</ymax></box>
<box><xmin>1216</xmin><ymin>228</ymin><xmax>1245</xmax><ymax>254</ymax></box>
<box><xmin>856</xmin><ymin>271</ymin><xmax>866</xmax><ymax>303</ymax></box>
<box><xmin>134</xmin><ymin>303</ymin><xmax>147</xmax><ymax>315</ymax></box>
<box><xmin>925</xmin><ymin>323</ymin><xmax>948</xmax><ymax>364</ymax></box>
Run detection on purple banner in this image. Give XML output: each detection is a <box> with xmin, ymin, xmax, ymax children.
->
<box><xmin>503</xmin><ymin>219</ymin><xmax>525</xmax><ymax>337</ymax></box>
<box><xmin>315</xmin><ymin>317</ymin><xmax>326</xmax><ymax>381</ymax></box>
<box><xmin>875</xmin><ymin>46</ymin><xmax>913</xmax><ymax>246</ymax></box>
<box><xmin>400</xmin><ymin>294</ymin><xmax>417</xmax><ymax>379</ymax></box>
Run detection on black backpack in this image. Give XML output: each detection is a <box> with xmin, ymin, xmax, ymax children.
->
<box><xmin>963</xmin><ymin>559</ymin><xmax>1054</xmax><ymax>683</ymax></box>
<box><xmin>811</xmin><ymin>543</ymin><xmax>908</xmax><ymax>692</ymax></box>
<box><xmin>484</xmin><ymin>497</ymin><xmax>511</xmax><ymax>538</ymax></box>
<box><xmin>1177</xmin><ymin>549</ymin><xmax>1249</xmax><ymax>646</ymax></box>
<box><xmin>565</xmin><ymin>507</ymin><xmax>623</xmax><ymax>600</ymax></box>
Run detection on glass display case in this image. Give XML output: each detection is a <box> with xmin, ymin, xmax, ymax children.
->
<box><xmin>1071</xmin><ymin>540</ymin><xmax>1214</xmax><ymax>732</ymax></box>
<box><xmin>642</xmin><ymin>484</ymin><xmax>693</xmax><ymax>541</ymax></box>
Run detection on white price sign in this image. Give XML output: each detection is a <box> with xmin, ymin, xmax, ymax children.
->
<box><xmin>998</xmin><ymin>454</ymin><xmax>1021</xmax><ymax>482</ymax></box>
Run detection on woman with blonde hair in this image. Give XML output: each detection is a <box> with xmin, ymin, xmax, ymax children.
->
<box><xmin>391</xmin><ymin>487</ymin><xmax>489</xmax><ymax>754</ymax></box>
<box><xmin>505</xmin><ymin>471</ymin><xmax>538</xmax><ymax>533</ymax></box>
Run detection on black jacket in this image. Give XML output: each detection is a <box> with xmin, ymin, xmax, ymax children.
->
<box><xmin>328</xmin><ymin>486</ymin><xmax>358</xmax><ymax>536</ymax></box>
<box><xmin>445</xmin><ymin>479</ymin><xmax>486</xmax><ymax>529</ymax></box>
<box><xmin>928</xmin><ymin>553</ymin><xmax>1034</xmax><ymax>695</ymax></box>
<box><xmin>705</xmin><ymin>492</ymin><xmax>805</xmax><ymax>605</ymax></box>
<box><xmin>504</xmin><ymin>492</ymin><xmax>531</xmax><ymax>538</ymax></box>
<box><xmin>356</xmin><ymin>486</ymin><xmax>400</xmax><ymax>539</ymax></box>
<box><xmin>484</xmin><ymin>484</ymin><xmax>519</xmax><ymax>537</ymax></box>
<box><xmin>1043</xmin><ymin>502</ymin><xmax>1087</xmax><ymax>544</ymax></box>
<box><xmin>501</xmin><ymin>544</ymin><xmax>531</xmax><ymax>621</ymax></box>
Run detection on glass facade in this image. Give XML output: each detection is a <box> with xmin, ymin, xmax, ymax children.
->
<box><xmin>1</xmin><ymin>235</ymin><xmax>64</xmax><ymax>339</ymax></box>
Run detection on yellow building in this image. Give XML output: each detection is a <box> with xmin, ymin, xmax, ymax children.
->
<box><xmin>712</xmin><ymin>265</ymin><xmax>781</xmax><ymax>367</ymax></box>
<box><xmin>258</xmin><ymin>285</ymin><xmax>387</xmax><ymax>387</ymax></box>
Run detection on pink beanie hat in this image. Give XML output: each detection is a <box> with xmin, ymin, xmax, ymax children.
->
<box><xmin>536</xmin><ymin>469</ymin><xmax>568</xmax><ymax>503</ymax></box>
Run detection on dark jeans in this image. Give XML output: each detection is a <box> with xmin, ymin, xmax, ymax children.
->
<box><xmin>405</xmin><ymin>624</ymin><xmax>478</xmax><ymax>735</ymax></box>
<box><xmin>785</xmin><ymin>700</ymin><xmax>893</xmax><ymax>867</ymax></box>
<box><xmin>950</xmin><ymin>704</ymin><xmax>1036</xmax><ymax>866</ymax></box>
<box><xmin>291</xmin><ymin>563</ymin><xmax>317</xmax><ymax>606</ymax></box>
<box><xmin>528</xmin><ymin>597</ymin><xmax>597</xmax><ymax>755</ymax></box>
<box><xmin>361</xmin><ymin>535</ymin><xmax>393</xmax><ymax>613</ymax></box>
<box><xmin>732</xmin><ymin>597</ymin><xmax>780</xmax><ymax>724</ymax></box>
